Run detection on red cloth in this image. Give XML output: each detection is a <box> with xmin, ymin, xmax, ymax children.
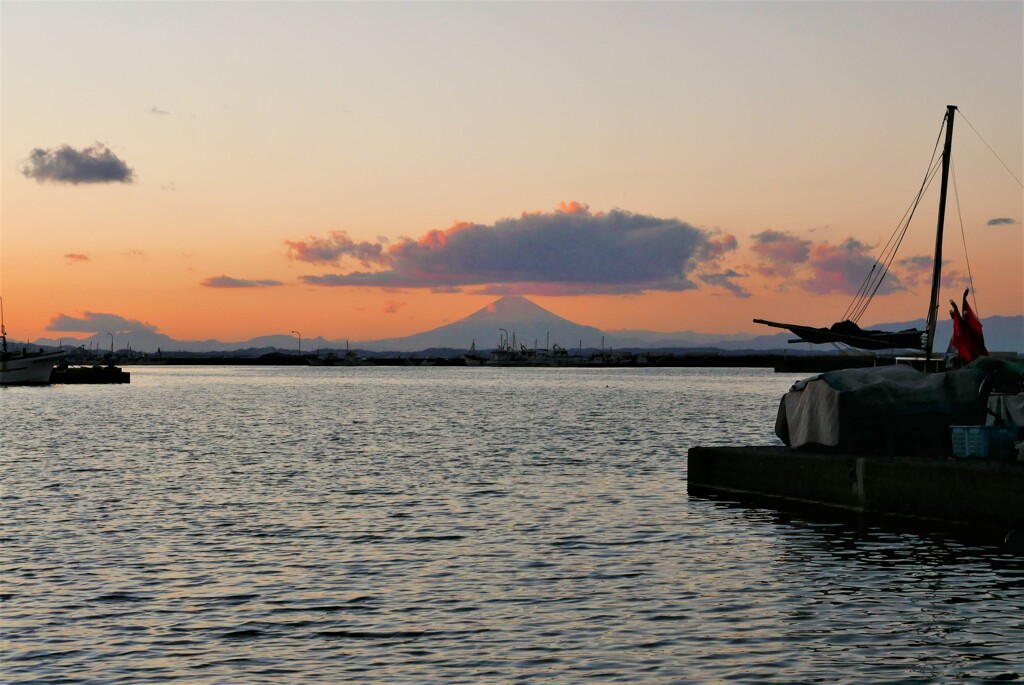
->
<box><xmin>949</xmin><ymin>290</ymin><xmax>988</xmax><ymax>363</ymax></box>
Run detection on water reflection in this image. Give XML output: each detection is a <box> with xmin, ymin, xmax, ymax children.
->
<box><xmin>690</xmin><ymin>493</ymin><xmax>1024</xmax><ymax>682</ymax></box>
<box><xmin>2</xmin><ymin>367</ymin><xmax>1021</xmax><ymax>683</ymax></box>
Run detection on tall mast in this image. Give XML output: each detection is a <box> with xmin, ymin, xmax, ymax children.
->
<box><xmin>925</xmin><ymin>105</ymin><xmax>957</xmax><ymax>363</ymax></box>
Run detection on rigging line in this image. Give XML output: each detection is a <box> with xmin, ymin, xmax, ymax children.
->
<box><xmin>958</xmin><ymin>110</ymin><xmax>1024</xmax><ymax>189</ymax></box>
<box><xmin>851</xmin><ymin>159</ymin><xmax>943</xmax><ymax>323</ymax></box>
<box><xmin>951</xmin><ymin>163</ymin><xmax>980</xmax><ymax>316</ymax></box>
<box><xmin>849</xmin><ymin>158</ymin><xmax>943</xmax><ymax>323</ymax></box>
<box><xmin>841</xmin><ymin>118</ymin><xmax>947</xmax><ymax>322</ymax></box>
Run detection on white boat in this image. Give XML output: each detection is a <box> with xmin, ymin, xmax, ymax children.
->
<box><xmin>0</xmin><ymin>301</ymin><xmax>66</xmax><ymax>385</ymax></box>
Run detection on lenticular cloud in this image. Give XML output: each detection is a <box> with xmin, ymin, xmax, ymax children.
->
<box><xmin>296</xmin><ymin>203</ymin><xmax>738</xmax><ymax>295</ymax></box>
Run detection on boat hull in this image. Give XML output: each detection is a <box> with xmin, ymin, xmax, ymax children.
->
<box><xmin>0</xmin><ymin>351</ymin><xmax>66</xmax><ymax>385</ymax></box>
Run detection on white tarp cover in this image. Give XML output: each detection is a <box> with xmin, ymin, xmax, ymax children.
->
<box><xmin>777</xmin><ymin>365</ymin><xmax>987</xmax><ymax>448</ymax></box>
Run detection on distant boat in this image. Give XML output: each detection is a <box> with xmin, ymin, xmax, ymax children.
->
<box><xmin>463</xmin><ymin>340</ymin><xmax>487</xmax><ymax>366</ymax></box>
<box><xmin>485</xmin><ymin>329</ymin><xmax>574</xmax><ymax>366</ymax></box>
<box><xmin>0</xmin><ymin>300</ymin><xmax>66</xmax><ymax>385</ymax></box>
<box><xmin>307</xmin><ymin>341</ymin><xmax>372</xmax><ymax>366</ymax></box>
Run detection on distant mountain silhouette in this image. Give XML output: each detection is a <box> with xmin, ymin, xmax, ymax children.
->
<box><xmin>358</xmin><ymin>296</ymin><xmax>609</xmax><ymax>352</ymax></box>
<box><xmin>29</xmin><ymin>296</ymin><xmax>1023</xmax><ymax>355</ymax></box>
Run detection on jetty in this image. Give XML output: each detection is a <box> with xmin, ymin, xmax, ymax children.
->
<box><xmin>687</xmin><ymin>446</ymin><xmax>1023</xmax><ymax>529</ymax></box>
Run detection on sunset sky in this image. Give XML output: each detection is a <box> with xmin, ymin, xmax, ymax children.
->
<box><xmin>2</xmin><ymin>1</ymin><xmax>1021</xmax><ymax>344</ymax></box>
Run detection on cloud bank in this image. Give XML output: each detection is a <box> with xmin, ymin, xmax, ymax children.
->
<box><xmin>296</xmin><ymin>202</ymin><xmax>737</xmax><ymax>296</ymax></box>
<box><xmin>48</xmin><ymin>312</ymin><xmax>157</xmax><ymax>333</ymax></box>
<box><xmin>201</xmin><ymin>275</ymin><xmax>285</xmax><ymax>288</ymax></box>
<box><xmin>22</xmin><ymin>143</ymin><xmax>135</xmax><ymax>184</ymax></box>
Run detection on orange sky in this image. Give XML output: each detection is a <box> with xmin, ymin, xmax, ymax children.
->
<box><xmin>2</xmin><ymin>2</ymin><xmax>1021</xmax><ymax>344</ymax></box>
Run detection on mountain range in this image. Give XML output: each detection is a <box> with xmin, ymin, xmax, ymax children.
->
<box><xmin>28</xmin><ymin>296</ymin><xmax>1024</xmax><ymax>355</ymax></box>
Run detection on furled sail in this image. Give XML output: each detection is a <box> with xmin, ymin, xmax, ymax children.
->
<box><xmin>752</xmin><ymin>319</ymin><xmax>925</xmax><ymax>351</ymax></box>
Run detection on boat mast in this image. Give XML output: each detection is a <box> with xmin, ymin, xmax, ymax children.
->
<box><xmin>925</xmin><ymin>105</ymin><xmax>957</xmax><ymax>363</ymax></box>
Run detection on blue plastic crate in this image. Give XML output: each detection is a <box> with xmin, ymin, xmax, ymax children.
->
<box><xmin>950</xmin><ymin>425</ymin><xmax>1022</xmax><ymax>459</ymax></box>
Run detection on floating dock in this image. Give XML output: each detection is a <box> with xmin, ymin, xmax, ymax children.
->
<box><xmin>51</xmin><ymin>365</ymin><xmax>130</xmax><ymax>384</ymax></box>
<box><xmin>687</xmin><ymin>446</ymin><xmax>1023</xmax><ymax>529</ymax></box>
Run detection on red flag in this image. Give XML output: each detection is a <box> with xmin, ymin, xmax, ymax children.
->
<box><xmin>949</xmin><ymin>289</ymin><xmax>988</xmax><ymax>363</ymax></box>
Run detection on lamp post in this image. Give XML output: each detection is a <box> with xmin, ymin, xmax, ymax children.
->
<box><xmin>292</xmin><ymin>330</ymin><xmax>301</xmax><ymax>357</ymax></box>
<box><xmin>108</xmin><ymin>332</ymin><xmax>114</xmax><ymax>356</ymax></box>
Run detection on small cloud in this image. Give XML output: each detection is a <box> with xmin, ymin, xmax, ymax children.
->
<box><xmin>48</xmin><ymin>312</ymin><xmax>157</xmax><ymax>333</ymax></box>
<box><xmin>987</xmin><ymin>217</ymin><xmax>1017</xmax><ymax>226</ymax></box>
<box><xmin>200</xmin><ymin>275</ymin><xmax>285</xmax><ymax>288</ymax></box>
<box><xmin>751</xmin><ymin>230</ymin><xmax>811</xmax><ymax>278</ymax></box>
<box><xmin>159</xmin><ymin>181</ymin><xmax>176</xmax><ymax>192</ymax></box>
<box><xmin>21</xmin><ymin>143</ymin><xmax>135</xmax><ymax>184</ymax></box>
<box><xmin>384</xmin><ymin>300</ymin><xmax>406</xmax><ymax>314</ymax></box>
<box><xmin>148</xmin><ymin>106</ymin><xmax>171</xmax><ymax>116</ymax></box>
<box><xmin>64</xmin><ymin>253</ymin><xmax>90</xmax><ymax>263</ymax></box>
<box><xmin>124</xmin><ymin>249</ymin><xmax>146</xmax><ymax>258</ymax></box>
<box><xmin>896</xmin><ymin>254</ymin><xmax>933</xmax><ymax>288</ymax></box>
<box><xmin>285</xmin><ymin>231</ymin><xmax>387</xmax><ymax>266</ymax></box>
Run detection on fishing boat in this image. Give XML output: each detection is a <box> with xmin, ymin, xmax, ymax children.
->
<box><xmin>463</xmin><ymin>340</ymin><xmax>487</xmax><ymax>366</ymax></box>
<box><xmin>0</xmin><ymin>299</ymin><xmax>66</xmax><ymax>385</ymax></box>
<box><xmin>307</xmin><ymin>341</ymin><xmax>371</xmax><ymax>366</ymax></box>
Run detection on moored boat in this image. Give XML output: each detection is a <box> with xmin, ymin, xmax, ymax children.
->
<box><xmin>0</xmin><ymin>300</ymin><xmax>66</xmax><ymax>385</ymax></box>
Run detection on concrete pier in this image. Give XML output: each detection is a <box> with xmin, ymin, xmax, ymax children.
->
<box><xmin>687</xmin><ymin>446</ymin><xmax>1024</xmax><ymax>529</ymax></box>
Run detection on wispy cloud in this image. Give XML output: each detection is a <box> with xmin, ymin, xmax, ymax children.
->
<box><xmin>384</xmin><ymin>300</ymin><xmax>406</xmax><ymax>314</ymax></box>
<box><xmin>987</xmin><ymin>217</ymin><xmax>1017</xmax><ymax>226</ymax></box>
<box><xmin>48</xmin><ymin>312</ymin><xmax>157</xmax><ymax>333</ymax></box>
<box><xmin>802</xmin><ymin>238</ymin><xmax>905</xmax><ymax>295</ymax></box>
<box><xmin>64</xmin><ymin>253</ymin><xmax>90</xmax><ymax>263</ymax></box>
<box><xmin>21</xmin><ymin>143</ymin><xmax>134</xmax><ymax>184</ymax></box>
<box><xmin>699</xmin><ymin>270</ymin><xmax>751</xmax><ymax>297</ymax></box>
<box><xmin>147</xmin><ymin>106</ymin><xmax>171</xmax><ymax>116</ymax></box>
<box><xmin>200</xmin><ymin>275</ymin><xmax>285</xmax><ymax>288</ymax></box>
<box><xmin>297</xmin><ymin>202</ymin><xmax>738</xmax><ymax>296</ymax></box>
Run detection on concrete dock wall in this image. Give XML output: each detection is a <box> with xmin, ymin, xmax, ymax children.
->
<box><xmin>687</xmin><ymin>446</ymin><xmax>1024</xmax><ymax>528</ymax></box>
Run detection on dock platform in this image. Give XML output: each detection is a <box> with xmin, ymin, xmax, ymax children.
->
<box><xmin>52</xmin><ymin>365</ymin><xmax>130</xmax><ymax>384</ymax></box>
<box><xmin>687</xmin><ymin>446</ymin><xmax>1023</xmax><ymax>529</ymax></box>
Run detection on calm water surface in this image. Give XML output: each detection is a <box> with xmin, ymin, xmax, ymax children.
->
<box><xmin>2</xmin><ymin>367</ymin><xmax>1022</xmax><ymax>683</ymax></box>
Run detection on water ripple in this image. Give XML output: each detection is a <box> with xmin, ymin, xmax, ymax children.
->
<box><xmin>2</xmin><ymin>367</ymin><xmax>1022</xmax><ymax>683</ymax></box>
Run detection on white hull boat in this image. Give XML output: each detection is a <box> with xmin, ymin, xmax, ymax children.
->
<box><xmin>0</xmin><ymin>350</ymin><xmax>66</xmax><ymax>385</ymax></box>
<box><xmin>0</xmin><ymin>297</ymin><xmax>66</xmax><ymax>385</ymax></box>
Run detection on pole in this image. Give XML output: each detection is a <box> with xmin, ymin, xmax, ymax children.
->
<box><xmin>291</xmin><ymin>330</ymin><xmax>301</xmax><ymax>356</ymax></box>
<box><xmin>924</xmin><ymin>106</ymin><xmax>956</xmax><ymax>364</ymax></box>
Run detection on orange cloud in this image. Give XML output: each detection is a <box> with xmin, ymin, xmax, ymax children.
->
<box><xmin>557</xmin><ymin>200</ymin><xmax>589</xmax><ymax>215</ymax></box>
<box><xmin>65</xmin><ymin>253</ymin><xmax>90</xmax><ymax>263</ymax></box>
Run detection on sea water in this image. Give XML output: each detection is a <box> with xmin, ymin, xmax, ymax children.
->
<box><xmin>2</xmin><ymin>366</ymin><xmax>1022</xmax><ymax>683</ymax></box>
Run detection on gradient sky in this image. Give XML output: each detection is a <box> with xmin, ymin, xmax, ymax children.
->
<box><xmin>2</xmin><ymin>1</ymin><xmax>1021</xmax><ymax>344</ymax></box>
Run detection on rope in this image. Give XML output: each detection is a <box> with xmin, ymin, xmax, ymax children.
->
<box><xmin>951</xmin><ymin>163</ymin><xmax>980</xmax><ymax>316</ymax></box>
<box><xmin>841</xmin><ymin>113</ymin><xmax>947</xmax><ymax>323</ymax></box>
<box><xmin>958</xmin><ymin>111</ymin><xmax>1024</xmax><ymax>189</ymax></box>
